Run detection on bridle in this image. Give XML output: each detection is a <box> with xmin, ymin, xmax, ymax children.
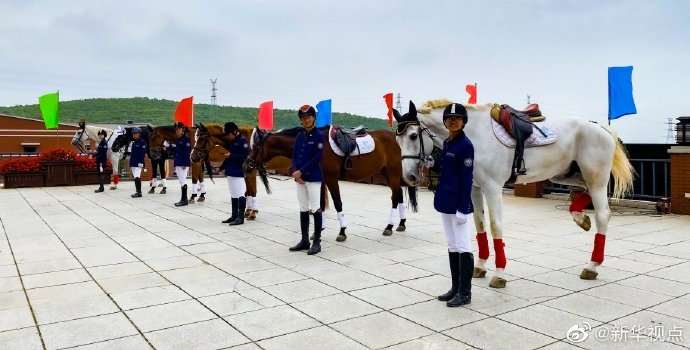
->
<box><xmin>396</xmin><ymin>120</ymin><xmax>437</xmax><ymax>162</ymax></box>
<box><xmin>246</xmin><ymin>130</ymin><xmax>270</xmax><ymax>174</ymax></box>
<box><xmin>72</xmin><ymin>126</ymin><xmax>113</xmax><ymax>154</ymax></box>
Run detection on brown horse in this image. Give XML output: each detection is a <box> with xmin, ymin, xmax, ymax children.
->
<box><xmin>150</xmin><ymin>125</ymin><xmax>212</xmax><ymax>203</ymax></box>
<box><xmin>190</xmin><ymin>123</ymin><xmax>264</xmax><ymax>219</ymax></box>
<box><xmin>246</xmin><ymin>126</ymin><xmax>417</xmax><ymax>240</ymax></box>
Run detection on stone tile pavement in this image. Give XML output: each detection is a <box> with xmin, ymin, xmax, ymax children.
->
<box><xmin>1</xmin><ymin>179</ymin><xmax>689</xmax><ymax>349</ymax></box>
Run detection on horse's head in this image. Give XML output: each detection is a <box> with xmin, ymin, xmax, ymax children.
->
<box><xmin>111</xmin><ymin>127</ymin><xmax>131</xmax><ymax>153</ymax></box>
<box><xmin>71</xmin><ymin>123</ymin><xmax>88</xmax><ymax>149</ymax></box>
<box><xmin>394</xmin><ymin>101</ymin><xmax>435</xmax><ymax>186</ymax></box>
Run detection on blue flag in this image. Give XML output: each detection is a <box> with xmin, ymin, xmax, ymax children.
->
<box><xmin>316</xmin><ymin>99</ymin><xmax>332</xmax><ymax>127</ymax></box>
<box><xmin>608</xmin><ymin>66</ymin><xmax>637</xmax><ymax>120</ymax></box>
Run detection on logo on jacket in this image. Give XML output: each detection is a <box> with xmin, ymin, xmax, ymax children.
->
<box><xmin>464</xmin><ymin>158</ymin><xmax>473</xmax><ymax>167</ymax></box>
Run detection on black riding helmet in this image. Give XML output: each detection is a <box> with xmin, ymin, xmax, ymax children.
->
<box><xmin>224</xmin><ymin>122</ymin><xmax>239</xmax><ymax>134</ymax></box>
<box><xmin>443</xmin><ymin>103</ymin><xmax>468</xmax><ymax>124</ymax></box>
<box><xmin>298</xmin><ymin>105</ymin><xmax>316</xmax><ymax>119</ymax></box>
<box><xmin>97</xmin><ymin>129</ymin><xmax>107</xmax><ymax>137</ymax></box>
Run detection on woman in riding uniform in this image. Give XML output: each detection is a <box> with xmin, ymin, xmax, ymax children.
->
<box><xmin>289</xmin><ymin>105</ymin><xmax>324</xmax><ymax>256</ymax></box>
<box><xmin>129</xmin><ymin>127</ymin><xmax>147</xmax><ymax>198</ymax></box>
<box><xmin>94</xmin><ymin>129</ymin><xmax>109</xmax><ymax>193</ymax></box>
<box><xmin>171</xmin><ymin>122</ymin><xmax>192</xmax><ymax>207</ymax></box>
<box><xmin>433</xmin><ymin>103</ymin><xmax>475</xmax><ymax>307</ymax></box>
<box><xmin>148</xmin><ymin>140</ymin><xmax>168</xmax><ymax>195</ymax></box>
<box><xmin>221</xmin><ymin>122</ymin><xmax>250</xmax><ymax>226</ymax></box>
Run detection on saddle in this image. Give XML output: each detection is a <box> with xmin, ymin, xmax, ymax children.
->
<box><xmin>330</xmin><ymin>125</ymin><xmax>369</xmax><ymax>177</ymax></box>
<box><xmin>490</xmin><ymin>104</ymin><xmax>548</xmax><ymax>183</ymax></box>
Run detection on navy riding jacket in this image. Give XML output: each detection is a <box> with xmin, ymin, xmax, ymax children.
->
<box><xmin>171</xmin><ymin>135</ymin><xmax>191</xmax><ymax>167</ymax></box>
<box><xmin>129</xmin><ymin>138</ymin><xmax>147</xmax><ymax>168</ymax></box>
<box><xmin>95</xmin><ymin>139</ymin><xmax>108</xmax><ymax>164</ymax></box>
<box><xmin>291</xmin><ymin>127</ymin><xmax>324</xmax><ymax>182</ymax></box>
<box><xmin>433</xmin><ymin>132</ymin><xmax>474</xmax><ymax>215</ymax></box>
<box><xmin>223</xmin><ymin>135</ymin><xmax>249</xmax><ymax>177</ymax></box>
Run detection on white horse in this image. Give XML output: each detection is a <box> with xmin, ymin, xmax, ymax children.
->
<box><xmin>394</xmin><ymin>100</ymin><xmax>634</xmax><ymax>288</ymax></box>
<box><xmin>71</xmin><ymin>123</ymin><xmax>127</xmax><ymax>190</ymax></box>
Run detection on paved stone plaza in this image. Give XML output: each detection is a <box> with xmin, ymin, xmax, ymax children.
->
<box><xmin>1</xmin><ymin>179</ymin><xmax>689</xmax><ymax>350</ymax></box>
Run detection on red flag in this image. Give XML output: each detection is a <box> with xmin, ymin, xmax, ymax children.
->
<box><xmin>383</xmin><ymin>93</ymin><xmax>394</xmax><ymax>127</ymax></box>
<box><xmin>465</xmin><ymin>84</ymin><xmax>477</xmax><ymax>104</ymax></box>
<box><xmin>174</xmin><ymin>96</ymin><xmax>194</xmax><ymax>126</ymax></box>
<box><xmin>257</xmin><ymin>101</ymin><xmax>273</xmax><ymax>130</ymax></box>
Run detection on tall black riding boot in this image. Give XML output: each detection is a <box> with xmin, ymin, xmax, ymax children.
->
<box><xmin>448</xmin><ymin>252</ymin><xmax>474</xmax><ymax>307</ymax></box>
<box><xmin>131</xmin><ymin>178</ymin><xmax>142</xmax><ymax>198</ymax></box>
<box><xmin>222</xmin><ymin>198</ymin><xmax>238</xmax><ymax>223</ymax></box>
<box><xmin>95</xmin><ymin>173</ymin><xmax>105</xmax><ymax>193</ymax></box>
<box><xmin>230</xmin><ymin>197</ymin><xmax>246</xmax><ymax>226</ymax></box>
<box><xmin>289</xmin><ymin>212</ymin><xmax>310</xmax><ymax>251</ymax></box>
<box><xmin>308</xmin><ymin>211</ymin><xmax>322</xmax><ymax>255</ymax></box>
<box><xmin>174</xmin><ymin>185</ymin><xmax>188</xmax><ymax>206</ymax></box>
<box><xmin>438</xmin><ymin>252</ymin><xmax>459</xmax><ymax>301</ymax></box>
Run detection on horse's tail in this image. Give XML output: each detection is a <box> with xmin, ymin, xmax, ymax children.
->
<box><xmin>607</xmin><ymin>128</ymin><xmax>635</xmax><ymax>199</ymax></box>
<box><xmin>320</xmin><ymin>183</ymin><xmax>330</xmax><ymax>211</ymax></box>
<box><xmin>406</xmin><ymin>185</ymin><xmax>418</xmax><ymax>213</ymax></box>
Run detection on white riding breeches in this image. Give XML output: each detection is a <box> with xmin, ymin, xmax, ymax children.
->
<box><xmin>227</xmin><ymin>176</ymin><xmax>246</xmax><ymax>198</ymax></box>
<box><xmin>296</xmin><ymin>181</ymin><xmax>321</xmax><ymax>212</ymax></box>
<box><xmin>441</xmin><ymin>213</ymin><xmax>472</xmax><ymax>253</ymax></box>
<box><xmin>130</xmin><ymin>166</ymin><xmax>142</xmax><ymax>179</ymax></box>
<box><xmin>175</xmin><ymin>166</ymin><xmax>188</xmax><ymax>186</ymax></box>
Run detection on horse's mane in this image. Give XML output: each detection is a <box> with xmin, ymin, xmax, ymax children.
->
<box><xmin>418</xmin><ymin>99</ymin><xmax>491</xmax><ymax>115</ymax></box>
<box><xmin>274</xmin><ymin>127</ymin><xmax>302</xmax><ymax>137</ymax></box>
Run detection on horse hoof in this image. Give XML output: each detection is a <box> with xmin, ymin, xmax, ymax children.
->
<box><xmin>382</xmin><ymin>229</ymin><xmax>393</xmax><ymax>236</ymax></box>
<box><xmin>336</xmin><ymin>234</ymin><xmax>347</xmax><ymax>242</ymax></box>
<box><xmin>109</xmin><ymin>186</ymin><xmax>117</xmax><ymax>190</ymax></box>
<box><xmin>473</xmin><ymin>268</ymin><xmax>487</xmax><ymax>278</ymax></box>
<box><xmin>579</xmin><ymin>268</ymin><xmax>598</xmax><ymax>280</ymax></box>
<box><xmin>395</xmin><ymin>225</ymin><xmax>406</xmax><ymax>232</ymax></box>
<box><xmin>489</xmin><ymin>276</ymin><xmax>507</xmax><ymax>288</ymax></box>
<box><xmin>579</xmin><ymin>215</ymin><xmax>592</xmax><ymax>231</ymax></box>
<box><xmin>197</xmin><ymin>197</ymin><xmax>205</xmax><ymax>202</ymax></box>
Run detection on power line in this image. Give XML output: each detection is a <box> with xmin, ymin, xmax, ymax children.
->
<box><xmin>395</xmin><ymin>93</ymin><xmax>402</xmax><ymax>112</ymax></box>
<box><xmin>210</xmin><ymin>78</ymin><xmax>218</xmax><ymax>105</ymax></box>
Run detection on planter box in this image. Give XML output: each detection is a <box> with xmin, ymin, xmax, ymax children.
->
<box><xmin>74</xmin><ymin>171</ymin><xmax>101</xmax><ymax>185</ymax></box>
<box><xmin>43</xmin><ymin>160</ymin><xmax>75</xmax><ymax>186</ymax></box>
<box><xmin>3</xmin><ymin>173</ymin><xmax>45</xmax><ymax>188</ymax></box>
<box><xmin>514</xmin><ymin>181</ymin><xmax>545</xmax><ymax>198</ymax></box>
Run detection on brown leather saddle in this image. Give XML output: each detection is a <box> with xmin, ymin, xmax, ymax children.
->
<box><xmin>490</xmin><ymin>104</ymin><xmax>547</xmax><ymax>183</ymax></box>
<box><xmin>330</xmin><ymin>125</ymin><xmax>369</xmax><ymax>176</ymax></box>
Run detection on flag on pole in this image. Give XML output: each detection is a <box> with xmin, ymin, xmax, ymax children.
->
<box><xmin>39</xmin><ymin>91</ymin><xmax>59</xmax><ymax>129</ymax></box>
<box><xmin>316</xmin><ymin>99</ymin><xmax>332</xmax><ymax>127</ymax></box>
<box><xmin>383</xmin><ymin>93</ymin><xmax>394</xmax><ymax>127</ymax></box>
<box><xmin>465</xmin><ymin>83</ymin><xmax>477</xmax><ymax>104</ymax></box>
<box><xmin>608</xmin><ymin>66</ymin><xmax>637</xmax><ymax>120</ymax></box>
<box><xmin>174</xmin><ymin>96</ymin><xmax>194</xmax><ymax>126</ymax></box>
<box><xmin>257</xmin><ymin>101</ymin><xmax>273</xmax><ymax>130</ymax></box>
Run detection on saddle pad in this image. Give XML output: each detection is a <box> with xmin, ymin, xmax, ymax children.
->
<box><xmin>328</xmin><ymin>125</ymin><xmax>376</xmax><ymax>157</ymax></box>
<box><xmin>491</xmin><ymin>118</ymin><xmax>559</xmax><ymax>148</ymax></box>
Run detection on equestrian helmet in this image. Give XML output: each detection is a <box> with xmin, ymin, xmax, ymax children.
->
<box><xmin>132</xmin><ymin>127</ymin><xmax>142</xmax><ymax>134</ymax></box>
<box><xmin>97</xmin><ymin>129</ymin><xmax>107</xmax><ymax>137</ymax></box>
<box><xmin>298</xmin><ymin>105</ymin><xmax>316</xmax><ymax>119</ymax></box>
<box><xmin>443</xmin><ymin>103</ymin><xmax>468</xmax><ymax>124</ymax></box>
<box><xmin>224</xmin><ymin>122</ymin><xmax>239</xmax><ymax>134</ymax></box>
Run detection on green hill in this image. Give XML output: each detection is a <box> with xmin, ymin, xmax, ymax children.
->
<box><xmin>0</xmin><ymin>97</ymin><xmax>390</xmax><ymax>130</ymax></box>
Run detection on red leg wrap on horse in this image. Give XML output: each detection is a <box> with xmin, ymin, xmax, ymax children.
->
<box><xmin>493</xmin><ymin>238</ymin><xmax>507</xmax><ymax>269</ymax></box>
<box><xmin>591</xmin><ymin>233</ymin><xmax>606</xmax><ymax>264</ymax></box>
<box><xmin>476</xmin><ymin>232</ymin><xmax>490</xmax><ymax>260</ymax></box>
<box><xmin>569</xmin><ymin>192</ymin><xmax>592</xmax><ymax>213</ymax></box>
<box><xmin>113</xmin><ymin>175</ymin><xmax>120</xmax><ymax>184</ymax></box>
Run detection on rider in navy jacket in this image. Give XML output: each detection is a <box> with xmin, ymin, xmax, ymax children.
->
<box><xmin>94</xmin><ymin>129</ymin><xmax>109</xmax><ymax>193</ymax></box>
<box><xmin>291</xmin><ymin>126</ymin><xmax>324</xmax><ymax>183</ymax></box>
<box><xmin>171</xmin><ymin>123</ymin><xmax>191</xmax><ymax>207</ymax></box>
<box><xmin>221</xmin><ymin>122</ymin><xmax>250</xmax><ymax>226</ymax></box>
<box><xmin>129</xmin><ymin>127</ymin><xmax>147</xmax><ymax>198</ymax></box>
<box><xmin>433</xmin><ymin>103</ymin><xmax>475</xmax><ymax>308</ymax></box>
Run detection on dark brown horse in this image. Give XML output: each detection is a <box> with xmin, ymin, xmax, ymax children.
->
<box><xmin>246</xmin><ymin>126</ymin><xmax>417</xmax><ymax>240</ymax></box>
<box><xmin>150</xmin><ymin>125</ymin><xmax>212</xmax><ymax>203</ymax></box>
<box><xmin>190</xmin><ymin>124</ymin><xmax>265</xmax><ymax>219</ymax></box>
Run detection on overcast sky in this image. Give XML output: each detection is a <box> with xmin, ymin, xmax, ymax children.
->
<box><xmin>1</xmin><ymin>0</ymin><xmax>689</xmax><ymax>143</ymax></box>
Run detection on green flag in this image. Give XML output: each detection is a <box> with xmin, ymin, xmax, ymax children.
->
<box><xmin>39</xmin><ymin>91</ymin><xmax>59</xmax><ymax>129</ymax></box>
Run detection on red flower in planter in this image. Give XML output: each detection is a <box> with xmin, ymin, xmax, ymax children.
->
<box><xmin>0</xmin><ymin>157</ymin><xmax>42</xmax><ymax>173</ymax></box>
<box><xmin>40</xmin><ymin>149</ymin><xmax>79</xmax><ymax>162</ymax></box>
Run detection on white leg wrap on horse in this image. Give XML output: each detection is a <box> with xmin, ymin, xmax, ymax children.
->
<box><xmin>494</xmin><ymin>268</ymin><xmax>505</xmax><ymax>279</ymax></box>
<box><xmin>251</xmin><ymin>196</ymin><xmax>257</xmax><ymax>210</ymax></box>
<box><xmin>388</xmin><ymin>208</ymin><xmax>397</xmax><ymax>225</ymax></box>
<box><xmin>161</xmin><ymin>178</ymin><xmax>167</xmax><ymax>187</ymax></box>
<box><xmin>337</xmin><ymin>211</ymin><xmax>347</xmax><ymax>228</ymax></box>
<box><xmin>175</xmin><ymin>166</ymin><xmax>188</xmax><ymax>186</ymax></box>
<box><xmin>199</xmin><ymin>181</ymin><xmax>206</xmax><ymax>194</ymax></box>
<box><xmin>586</xmin><ymin>261</ymin><xmax>599</xmax><ymax>271</ymax></box>
<box><xmin>398</xmin><ymin>203</ymin><xmax>407</xmax><ymax>220</ymax></box>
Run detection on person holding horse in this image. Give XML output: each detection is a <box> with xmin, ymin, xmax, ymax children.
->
<box><xmin>171</xmin><ymin>122</ymin><xmax>192</xmax><ymax>207</ymax></box>
<box><xmin>94</xmin><ymin>129</ymin><xmax>109</xmax><ymax>193</ymax></box>
<box><xmin>221</xmin><ymin>122</ymin><xmax>250</xmax><ymax>225</ymax></box>
<box><xmin>433</xmin><ymin>103</ymin><xmax>475</xmax><ymax>307</ymax></box>
<box><xmin>129</xmin><ymin>127</ymin><xmax>147</xmax><ymax>198</ymax></box>
<box><xmin>148</xmin><ymin>140</ymin><xmax>168</xmax><ymax>195</ymax></box>
<box><xmin>289</xmin><ymin>105</ymin><xmax>324</xmax><ymax>255</ymax></box>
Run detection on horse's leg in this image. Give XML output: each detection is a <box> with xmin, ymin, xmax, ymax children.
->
<box><xmin>110</xmin><ymin>154</ymin><xmax>120</xmax><ymax>190</ymax></box>
<box><xmin>325</xmin><ymin>177</ymin><xmax>347</xmax><ymax>242</ymax></box>
<box><xmin>484</xmin><ymin>184</ymin><xmax>508</xmax><ymax>288</ymax></box>
<box><xmin>580</xmin><ymin>185</ymin><xmax>610</xmax><ymax>280</ymax></box>
<box><xmin>395</xmin><ymin>186</ymin><xmax>407</xmax><ymax>232</ymax></box>
<box><xmin>159</xmin><ymin>159</ymin><xmax>167</xmax><ymax>193</ymax></box>
<box><xmin>189</xmin><ymin>164</ymin><xmax>198</xmax><ymax>203</ymax></box>
<box><xmin>471</xmin><ymin>186</ymin><xmax>490</xmax><ymax>278</ymax></box>
<box><xmin>197</xmin><ymin>178</ymin><xmax>206</xmax><ymax>202</ymax></box>
<box><xmin>148</xmin><ymin>159</ymin><xmax>158</xmax><ymax>194</ymax></box>
<box><xmin>245</xmin><ymin>170</ymin><xmax>258</xmax><ymax>219</ymax></box>
<box><xmin>381</xmin><ymin>168</ymin><xmax>398</xmax><ymax>236</ymax></box>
